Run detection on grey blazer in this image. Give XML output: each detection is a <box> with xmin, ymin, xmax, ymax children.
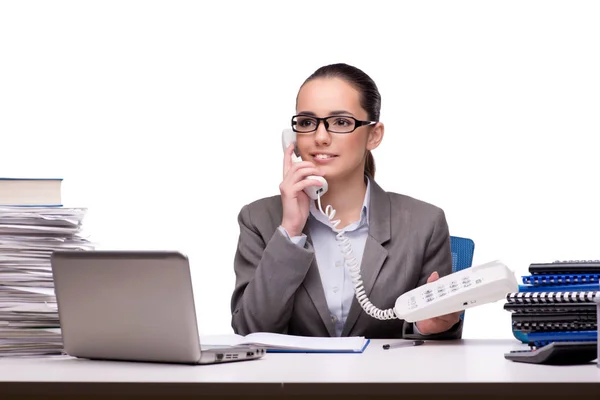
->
<box><xmin>231</xmin><ymin>179</ymin><xmax>462</xmax><ymax>340</ymax></box>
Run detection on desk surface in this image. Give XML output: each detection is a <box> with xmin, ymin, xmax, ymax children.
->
<box><xmin>0</xmin><ymin>339</ymin><xmax>598</xmax><ymax>398</ymax></box>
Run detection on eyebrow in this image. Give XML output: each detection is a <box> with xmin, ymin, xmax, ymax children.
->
<box><xmin>297</xmin><ymin>110</ymin><xmax>355</xmax><ymax>117</ymax></box>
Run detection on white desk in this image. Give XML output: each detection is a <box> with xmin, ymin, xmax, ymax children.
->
<box><xmin>0</xmin><ymin>339</ymin><xmax>598</xmax><ymax>399</ymax></box>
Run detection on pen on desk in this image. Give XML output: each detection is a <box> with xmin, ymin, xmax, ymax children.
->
<box><xmin>383</xmin><ymin>340</ymin><xmax>425</xmax><ymax>350</ymax></box>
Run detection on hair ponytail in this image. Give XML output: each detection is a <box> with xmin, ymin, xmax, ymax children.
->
<box><xmin>364</xmin><ymin>150</ymin><xmax>376</xmax><ymax>179</ymax></box>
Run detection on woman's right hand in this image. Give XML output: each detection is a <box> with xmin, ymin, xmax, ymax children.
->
<box><xmin>279</xmin><ymin>144</ymin><xmax>324</xmax><ymax>237</ymax></box>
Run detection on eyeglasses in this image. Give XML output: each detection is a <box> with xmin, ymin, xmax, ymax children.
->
<box><xmin>291</xmin><ymin>115</ymin><xmax>377</xmax><ymax>134</ymax></box>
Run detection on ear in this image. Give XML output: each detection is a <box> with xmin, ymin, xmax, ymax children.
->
<box><xmin>366</xmin><ymin>122</ymin><xmax>384</xmax><ymax>151</ymax></box>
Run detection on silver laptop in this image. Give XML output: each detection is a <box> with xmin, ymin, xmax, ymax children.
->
<box><xmin>51</xmin><ymin>250</ymin><xmax>265</xmax><ymax>364</ymax></box>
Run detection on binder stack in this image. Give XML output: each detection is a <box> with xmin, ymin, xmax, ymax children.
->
<box><xmin>0</xmin><ymin>207</ymin><xmax>93</xmax><ymax>356</ymax></box>
<box><xmin>505</xmin><ymin>260</ymin><xmax>600</xmax><ymax>347</ymax></box>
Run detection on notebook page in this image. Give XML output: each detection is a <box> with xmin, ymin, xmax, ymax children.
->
<box><xmin>241</xmin><ymin>332</ymin><xmax>366</xmax><ymax>350</ymax></box>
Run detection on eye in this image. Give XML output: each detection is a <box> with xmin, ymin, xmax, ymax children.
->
<box><xmin>332</xmin><ymin>117</ymin><xmax>352</xmax><ymax>127</ymax></box>
<box><xmin>298</xmin><ymin>117</ymin><xmax>316</xmax><ymax>127</ymax></box>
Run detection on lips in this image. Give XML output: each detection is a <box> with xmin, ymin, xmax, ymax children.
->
<box><xmin>311</xmin><ymin>153</ymin><xmax>338</xmax><ymax>160</ymax></box>
<box><xmin>310</xmin><ymin>153</ymin><xmax>338</xmax><ymax>164</ymax></box>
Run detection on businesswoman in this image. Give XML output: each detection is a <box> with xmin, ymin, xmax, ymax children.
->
<box><xmin>231</xmin><ymin>63</ymin><xmax>462</xmax><ymax>339</ymax></box>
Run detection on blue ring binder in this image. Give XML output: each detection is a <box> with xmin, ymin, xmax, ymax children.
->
<box><xmin>522</xmin><ymin>274</ymin><xmax>600</xmax><ymax>286</ymax></box>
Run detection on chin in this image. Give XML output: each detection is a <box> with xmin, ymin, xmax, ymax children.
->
<box><xmin>321</xmin><ymin>170</ymin><xmax>347</xmax><ymax>183</ymax></box>
<box><xmin>318</xmin><ymin>161</ymin><xmax>361</xmax><ymax>182</ymax></box>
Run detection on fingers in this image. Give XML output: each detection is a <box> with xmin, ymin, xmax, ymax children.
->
<box><xmin>285</xmin><ymin>161</ymin><xmax>323</xmax><ymax>184</ymax></box>
<box><xmin>283</xmin><ymin>144</ymin><xmax>294</xmax><ymax>178</ymax></box>
<box><xmin>431</xmin><ymin>312</ymin><xmax>462</xmax><ymax>325</ymax></box>
<box><xmin>417</xmin><ymin>309</ymin><xmax>462</xmax><ymax>334</ymax></box>
<box><xmin>436</xmin><ymin>314</ymin><xmax>460</xmax><ymax>323</ymax></box>
<box><xmin>283</xmin><ymin>144</ymin><xmax>310</xmax><ymax>177</ymax></box>
<box><xmin>279</xmin><ymin>158</ymin><xmax>324</xmax><ymax>199</ymax></box>
<box><xmin>426</xmin><ymin>271</ymin><xmax>439</xmax><ymax>283</ymax></box>
<box><xmin>280</xmin><ymin>171</ymin><xmax>323</xmax><ymax>198</ymax></box>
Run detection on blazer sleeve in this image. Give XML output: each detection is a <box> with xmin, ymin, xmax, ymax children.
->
<box><xmin>402</xmin><ymin>208</ymin><xmax>463</xmax><ymax>340</ymax></box>
<box><xmin>230</xmin><ymin>204</ymin><xmax>315</xmax><ymax>335</ymax></box>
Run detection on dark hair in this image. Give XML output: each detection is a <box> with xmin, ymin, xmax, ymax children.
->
<box><xmin>299</xmin><ymin>63</ymin><xmax>381</xmax><ymax>178</ymax></box>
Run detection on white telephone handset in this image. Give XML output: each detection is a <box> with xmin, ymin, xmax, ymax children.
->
<box><xmin>281</xmin><ymin>129</ymin><xmax>328</xmax><ymax>200</ymax></box>
<box><xmin>280</xmin><ymin>129</ymin><xmax>517</xmax><ymax>323</ymax></box>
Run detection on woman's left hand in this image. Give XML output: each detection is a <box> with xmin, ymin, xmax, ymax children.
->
<box><xmin>414</xmin><ymin>271</ymin><xmax>462</xmax><ymax>335</ymax></box>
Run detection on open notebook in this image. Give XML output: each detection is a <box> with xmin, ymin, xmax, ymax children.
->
<box><xmin>201</xmin><ymin>332</ymin><xmax>370</xmax><ymax>353</ymax></box>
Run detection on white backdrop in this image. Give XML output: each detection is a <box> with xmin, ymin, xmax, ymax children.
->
<box><xmin>1</xmin><ymin>0</ymin><xmax>599</xmax><ymax>340</ymax></box>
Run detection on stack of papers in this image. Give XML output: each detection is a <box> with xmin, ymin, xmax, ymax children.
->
<box><xmin>0</xmin><ymin>207</ymin><xmax>93</xmax><ymax>357</ymax></box>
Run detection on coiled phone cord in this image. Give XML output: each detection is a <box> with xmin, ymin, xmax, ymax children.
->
<box><xmin>316</xmin><ymin>194</ymin><xmax>397</xmax><ymax>320</ymax></box>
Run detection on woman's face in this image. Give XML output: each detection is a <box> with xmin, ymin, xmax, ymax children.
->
<box><xmin>295</xmin><ymin>77</ymin><xmax>382</xmax><ymax>182</ymax></box>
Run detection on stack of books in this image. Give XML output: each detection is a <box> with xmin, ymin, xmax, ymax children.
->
<box><xmin>0</xmin><ymin>178</ymin><xmax>93</xmax><ymax>356</ymax></box>
<box><xmin>504</xmin><ymin>260</ymin><xmax>599</xmax><ymax>347</ymax></box>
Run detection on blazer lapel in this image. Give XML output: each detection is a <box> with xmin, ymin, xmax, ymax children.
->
<box><xmin>301</xmin><ymin>228</ymin><xmax>336</xmax><ymax>337</ymax></box>
<box><xmin>341</xmin><ymin>180</ymin><xmax>391</xmax><ymax>336</ymax></box>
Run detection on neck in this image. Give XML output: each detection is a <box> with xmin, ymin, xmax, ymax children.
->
<box><xmin>316</xmin><ymin>172</ymin><xmax>368</xmax><ymax>229</ymax></box>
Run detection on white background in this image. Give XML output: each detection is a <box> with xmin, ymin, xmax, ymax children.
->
<box><xmin>1</xmin><ymin>0</ymin><xmax>599</xmax><ymax>340</ymax></box>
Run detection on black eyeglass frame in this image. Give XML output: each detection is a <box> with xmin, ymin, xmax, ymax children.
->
<box><xmin>291</xmin><ymin>114</ymin><xmax>377</xmax><ymax>134</ymax></box>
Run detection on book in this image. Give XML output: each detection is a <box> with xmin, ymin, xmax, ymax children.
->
<box><xmin>201</xmin><ymin>332</ymin><xmax>370</xmax><ymax>353</ymax></box>
<box><xmin>0</xmin><ymin>178</ymin><xmax>62</xmax><ymax>206</ymax></box>
<box><xmin>504</xmin><ymin>302</ymin><xmax>597</xmax><ymax>314</ymax></box>
<box><xmin>513</xmin><ymin>322</ymin><xmax>597</xmax><ymax>333</ymax></box>
<box><xmin>528</xmin><ymin>260</ymin><xmax>600</xmax><ymax>275</ymax></box>
<box><xmin>506</xmin><ymin>263</ymin><xmax>600</xmax><ymax>347</ymax></box>
<box><xmin>522</xmin><ymin>273</ymin><xmax>600</xmax><ymax>286</ymax></box>
<box><xmin>513</xmin><ymin>329</ymin><xmax>598</xmax><ymax>345</ymax></box>
<box><xmin>506</xmin><ymin>291</ymin><xmax>599</xmax><ymax>304</ymax></box>
<box><xmin>512</xmin><ymin>313</ymin><xmax>597</xmax><ymax>322</ymax></box>
<box><xmin>518</xmin><ymin>283</ymin><xmax>600</xmax><ymax>293</ymax></box>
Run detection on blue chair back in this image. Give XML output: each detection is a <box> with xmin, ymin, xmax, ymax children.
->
<box><xmin>450</xmin><ymin>236</ymin><xmax>475</xmax><ymax>274</ymax></box>
<box><xmin>450</xmin><ymin>236</ymin><xmax>475</xmax><ymax>321</ymax></box>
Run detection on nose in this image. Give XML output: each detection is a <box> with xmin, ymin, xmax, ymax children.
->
<box><xmin>314</xmin><ymin>120</ymin><xmax>331</xmax><ymax>146</ymax></box>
